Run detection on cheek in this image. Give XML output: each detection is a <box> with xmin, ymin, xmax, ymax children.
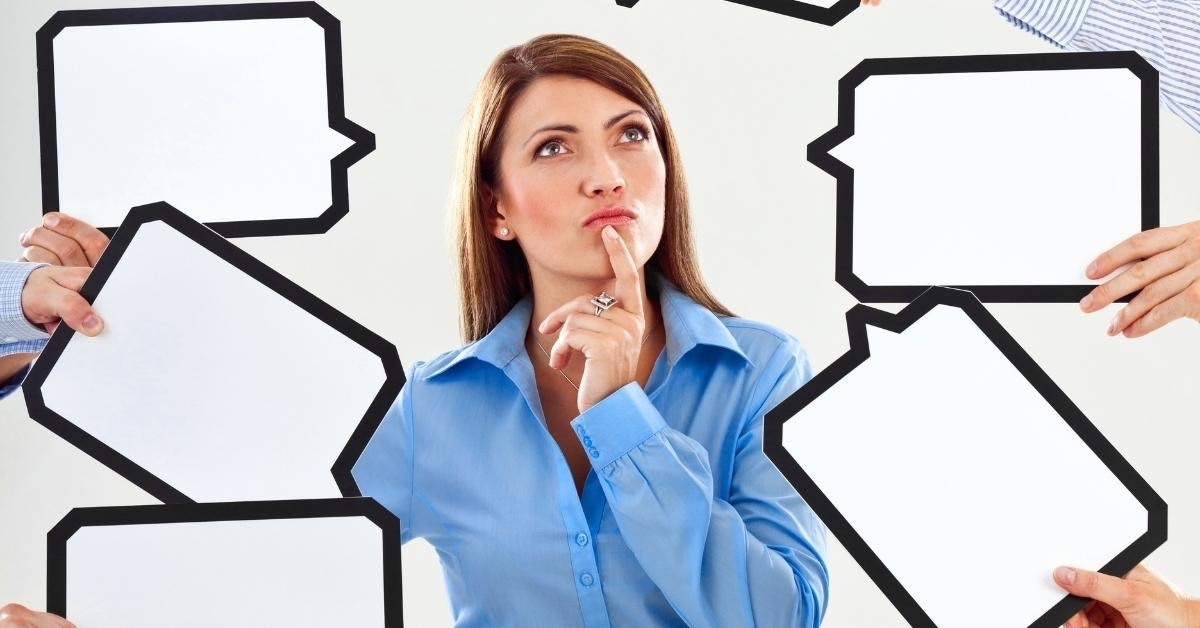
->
<box><xmin>505</xmin><ymin>172</ymin><xmax>568</xmax><ymax>231</ymax></box>
<box><xmin>631</xmin><ymin>153</ymin><xmax>667</xmax><ymax>223</ymax></box>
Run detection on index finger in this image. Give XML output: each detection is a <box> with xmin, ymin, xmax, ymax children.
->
<box><xmin>42</xmin><ymin>212</ymin><xmax>110</xmax><ymax>267</ymax></box>
<box><xmin>600</xmin><ymin>225</ymin><xmax>642</xmax><ymax>318</ymax></box>
<box><xmin>1088</xmin><ymin>226</ymin><xmax>1189</xmax><ymax>280</ymax></box>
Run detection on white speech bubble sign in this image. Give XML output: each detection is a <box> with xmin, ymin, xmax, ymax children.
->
<box><xmin>48</xmin><ymin>498</ymin><xmax>402</xmax><ymax>628</ymax></box>
<box><xmin>38</xmin><ymin>3</ymin><xmax>374</xmax><ymax>237</ymax></box>
<box><xmin>23</xmin><ymin>202</ymin><xmax>404</xmax><ymax>504</ymax></box>
<box><xmin>765</xmin><ymin>288</ymin><xmax>1165</xmax><ymax>628</ymax></box>
<box><xmin>808</xmin><ymin>52</ymin><xmax>1159</xmax><ymax>303</ymax></box>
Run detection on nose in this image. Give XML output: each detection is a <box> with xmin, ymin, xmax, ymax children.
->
<box><xmin>582</xmin><ymin>153</ymin><xmax>625</xmax><ymax>198</ymax></box>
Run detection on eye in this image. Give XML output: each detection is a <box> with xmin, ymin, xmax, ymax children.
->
<box><xmin>619</xmin><ymin>123</ymin><xmax>650</xmax><ymax>144</ymax></box>
<box><xmin>534</xmin><ymin>138</ymin><xmax>567</xmax><ymax>159</ymax></box>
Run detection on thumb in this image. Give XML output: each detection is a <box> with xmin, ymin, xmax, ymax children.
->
<box><xmin>1054</xmin><ymin>566</ymin><xmax>1136</xmax><ymax>611</ymax></box>
<box><xmin>53</xmin><ymin>289</ymin><xmax>104</xmax><ymax>337</ymax></box>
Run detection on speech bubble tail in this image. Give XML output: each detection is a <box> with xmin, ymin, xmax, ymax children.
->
<box><xmin>807</xmin><ymin>126</ymin><xmax>856</xmax><ymax>176</ymax></box>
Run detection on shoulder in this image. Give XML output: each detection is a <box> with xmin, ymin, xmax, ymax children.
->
<box><xmin>719</xmin><ymin>315</ymin><xmax>809</xmax><ymax>371</ymax></box>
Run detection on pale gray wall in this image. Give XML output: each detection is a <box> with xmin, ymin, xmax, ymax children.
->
<box><xmin>1</xmin><ymin>0</ymin><xmax>1197</xmax><ymax>625</ymax></box>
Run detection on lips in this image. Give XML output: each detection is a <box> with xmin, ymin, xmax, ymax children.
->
<box><xmin>582</xmin><ymin>207</ymin><xmax>637</xmax><ymax>228</ymax></box>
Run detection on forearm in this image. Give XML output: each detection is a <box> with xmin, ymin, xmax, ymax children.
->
<box><xmin>1188</xmin><ymin>597</ymin><xmax>1200</xmax><ymax>628</ymax></box>
<box><xmin>572</xmin><ymin>383</ymin><xmax>828</xmax><ymax>628</ymax></box>
<box><xmin>0</xmin><ymin>353</ymin><xmax>34</xmax><ymax>384</ymax></box>
<box><xmin>994</xmin><ymin>0</ymin><xmax>1200</xmax><ymax>132</ymax></box>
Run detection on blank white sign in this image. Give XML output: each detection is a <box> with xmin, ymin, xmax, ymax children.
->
<box><xmin>28</xmin><ymin>204</ymin><xmax>399</xmax><ymax>504</ymax></box>
<box><xmin>52</xmin><ymin>500</ymin><xmax>398</xmax><ymax>628</ymax></box>
<box><xmin>774</xmin><ymin>289</ymin><xmax>1161</xmax><ymax>627</ymax></box>
<box><xmin>40</xmin><ymin>4</ymin><xmax>372</xmax><ymax>235</ymax></box>
<box><xmin>809</xmin><ymin>53</ymin><xmax>1157</xmax><ymax>301</ymax></box>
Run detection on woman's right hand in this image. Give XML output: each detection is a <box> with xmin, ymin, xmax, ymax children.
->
<box><xmin>0</xmin><ymin>603</ymin><xmax>74</xmax><ymax>628</ymax></box>
<box><xmin>17</xmin><ymin>212</ymin><xmax>109</xmax><ymax>268</ymax></box>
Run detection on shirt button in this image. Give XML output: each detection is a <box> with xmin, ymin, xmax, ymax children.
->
<box><xmin>579</xmin><ymin>572</ymin><xmax>594</xmax><ymax>587</ymax></box>
<box><xmin>588</xmin><ymin>449</ymin><xmax>600</xmax><ymax>459</ymax></box>
<box><xmin>575</xmin><ymin>533</ymin><xmax>589</xmax><ymax>547</ymax></box>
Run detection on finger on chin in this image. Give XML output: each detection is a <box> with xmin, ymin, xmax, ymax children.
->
<box><xmin>600</xmin><ymin>225</ymin><xmax>641</xmax><ymax>315</ymax></box>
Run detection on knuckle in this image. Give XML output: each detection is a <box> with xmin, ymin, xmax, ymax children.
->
<box><xmin>1182</xmin><ymin>237</ymin><xmax>1200</xmax><ymax>259</ymax></box>
<box><xmin>1129</xmin><ymin>231</ymin><xmax>1151</xmax><ymax>251</ymax></box>
<box><xmin>1128</xmin><ymin>261</ymin><xmax>1148</xmax><ymax>281</ymax></box>
<box><xmin>86</xmin><ymin>232</ymin><xmax>109</xmax><ymax>253</ymax></box>
<box><xmin>22</xmin><ymin>246</ymin><xmax>55</xmax><ymax>264</ymax></box>
<box><xmin>1076</xmin><ymin>570</ymin><xmax>1098</xmax><ymax>594</ymax></box>
<box><xmin>1186</xmin><ymin>282</ymin><xmax>1200</xmax><ymax>302</ymax></box>
<box><xmin>1124</xmin><ymin>581</ymin><xmax>1146</xmax><ymax>607</ymax></box>
<box><xmin>61</xmin><ymin>298</ymin><xmax>90</xmax><ymax>323</ymax></box>
<box><xmin>0</xmin><ymin>603</ymin><xmax>28</xmax><ymax>618</ymax></box>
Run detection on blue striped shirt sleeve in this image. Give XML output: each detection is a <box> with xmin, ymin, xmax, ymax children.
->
<box><xmin>0</xmin><ymin>261</ymin><xmax>51</xmax><ymax>400</ymax></box>
<box><xmin>994</xmin><ymin>0</ymin><xmax>1200</xmax><ymax>133</ymax></box>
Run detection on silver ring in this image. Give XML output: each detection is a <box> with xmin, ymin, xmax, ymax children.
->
<box><xmin>590</xmin><ymin>291</ymin><xmax>617</xmax><ymax>316</ymax></box>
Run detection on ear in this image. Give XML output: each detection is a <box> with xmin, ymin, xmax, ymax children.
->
<box><xmin>482</xmin><ymin>183</ymin><xmax>509</xmax><ymax>235</ymax></box>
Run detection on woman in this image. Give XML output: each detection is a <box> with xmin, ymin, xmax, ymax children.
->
<box><xmin>347</xmin><ymin>34</ymin><xmax>829</xmax><ymax>627</ymax></box>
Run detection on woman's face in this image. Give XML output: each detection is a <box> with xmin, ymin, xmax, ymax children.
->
<box><xmin>490</xmin><ymin>74</ymin><xmax>666</xmax><ymax>284</ymax></box>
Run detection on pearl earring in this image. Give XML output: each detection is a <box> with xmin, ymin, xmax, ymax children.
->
<box><xmin>499</xmin><ymin>227</ymin><xmax>510</xmax><ymax>237</ymax></box>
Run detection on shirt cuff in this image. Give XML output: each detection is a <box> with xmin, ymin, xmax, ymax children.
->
<box><xmin>994</xmin><ymin>0</ymin><xmax>1093</xmax><ymax>48</ymax></box>
<box><xmin>571</xmin><ymin>381</ymin><xmax>667</xmax><ymax>470</ymax></box>
<box><xmin>0</xmin><ymin>361</ymin><xmax>33</xmax><ymax>401</ymax></box>
<box><xmin>0</xmin><ymin>262</ymin><xmax>52</xmax><ymax>343</ymax></box>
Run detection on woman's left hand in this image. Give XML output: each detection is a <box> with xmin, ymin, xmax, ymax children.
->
<box><xmin>1080</xmin><ymin>220</ymin><xmax>1200</xmax><ymax>338</ymax></box>
<box><xmin>538</xmin><ymin>225</ymin><xmax>647</xmax><ymax>414</ymax></box>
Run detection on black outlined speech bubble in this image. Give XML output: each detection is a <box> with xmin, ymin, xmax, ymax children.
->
<box><xmin>764</xmin><ymin>287</ymin><xmax>1165</xmax><ymax>628</ymax></box>
<box><xmin>617</xmin><ymin>0</ymin><xmax>860</xmax><ymax>27</ymax></box>
<box><xmin>22</xmin><ymin>202</ymin><xmax>405</xmax><ymax>505</ymax></box>
<box><xmin>48</xmin><ymin>498</ymin><xmax>403</xmax><ymax>627</ymax></box>
<box><xmin>807</xmin><ymin>52</ymin><xmax>1160</xmax><ymax>303</ymax></box>
<box><xmin>38</xmin><ymin>2</ymin><xmax>375</xmax><ymax>238</ymax></box>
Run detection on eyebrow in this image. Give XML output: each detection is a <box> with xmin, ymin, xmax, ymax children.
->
<box><xmin>523</xmin><ymin>109</ymin><xmax>646</xmax><ymax>147</ymax></box>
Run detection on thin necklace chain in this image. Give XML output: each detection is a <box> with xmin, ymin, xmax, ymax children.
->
<box><xmin>531</xmin><ymin>319</ymin><xmax>655</xmax><ymax>391</ymax></box>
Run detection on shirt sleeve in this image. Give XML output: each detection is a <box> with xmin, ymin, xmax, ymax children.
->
<box><xmin>570</xmin><ymin>338</ymin><xmax>829</xmax><ymax>628</ymax></box>
<box><xmin>0</xmin><ymin>261</ymin><xmax>51</xmax><ymax>401</ymax></box>
<box><xmin>350</xmin><ymin>360</ymin><xmax>423</xmax><ymax>544</ymax></box>
<box><xmin>994</xmin><ymin>0</ymin><xmax>1200</xmax><ymax>133</ymax></box>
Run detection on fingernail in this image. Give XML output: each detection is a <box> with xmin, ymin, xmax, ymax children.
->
<box><xmin>1107</xmin><ymin>314</ymin><xmax>1120</xmax><ymax>336</ymax></box>
<box><xmin>1086</xmin><ymin>260</ymin><xmax>1097</xmax><ymax>277</ymax></box>
<box><xmin>44</xmin><ymin>213</ymin><xmax>59</xmax><ymax>228</ymax></box>
<box><xmin>603</xmin><ymin>225</ymin><xmax>619</xmax><ymax>240</ymax></box>
<box><xmin>18</xmin><ymin>230</ymin><xmax>28</xmax><ymax>245</ymax></box>
<box><xmin>1079</xmin><ymin>294</ymin><xmax>1093</xmax><ymax>311</ymax></box>
<box><xmin>82</xmin><ymin>314</ymin><xmax>102</xmax><ymax>334</ymax></box>
<box><xmin>1054</xmin><ymin>567</ymin><xmax>1076</xmax><ymax>586</ymax></box>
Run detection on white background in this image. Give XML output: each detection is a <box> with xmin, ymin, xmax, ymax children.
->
<box><xmin>1</xmin><ymin>0</ymin><xmax>1197</xmax><ymax>626</ymax></box>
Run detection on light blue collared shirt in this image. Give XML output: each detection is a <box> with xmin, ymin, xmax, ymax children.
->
<box><xmin>351</xmin><ymin>270</ymin><xmax>828</xmax><ymax>628</ymax></box>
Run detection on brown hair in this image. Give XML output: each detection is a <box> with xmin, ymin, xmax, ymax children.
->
<box><xmin>451</xmin><ymin>33</ymin><xmax>734</xmax><ymax>342</ymax></box>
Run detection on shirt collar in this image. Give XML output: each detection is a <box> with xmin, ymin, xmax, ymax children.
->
<box><xmin>423</xmin><ymin>268</ymin><xmax>752</xmax><ymax>381</ymax></box>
